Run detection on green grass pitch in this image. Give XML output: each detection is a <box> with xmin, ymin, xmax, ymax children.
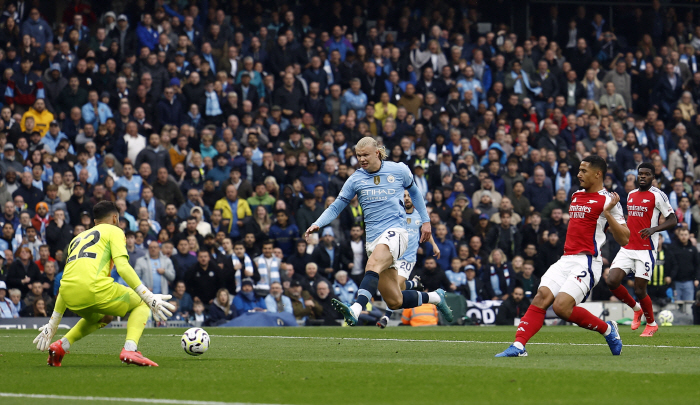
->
<box><xmin>2</xmin><ymin>326</ymin><xmax>700</xmax><ymax>405</ymax></box>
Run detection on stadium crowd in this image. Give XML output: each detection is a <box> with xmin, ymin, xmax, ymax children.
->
<box><xmin>1</xmin><ymin>0</ymin><xmax>700</xmax><ymax>326</ymax></box>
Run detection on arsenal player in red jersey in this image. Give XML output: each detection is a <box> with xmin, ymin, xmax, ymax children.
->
<box><xmin>607</xmin><ymin>162</ymin><xmax>676</xmax><ymax>337</ymax></box>
<box><xmin>496</xmin><ymin>155</ymin><xmax>630</xmax><ymax>357</ymax></box>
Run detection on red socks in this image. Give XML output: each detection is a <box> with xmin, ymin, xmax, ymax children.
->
<box><xmin>568</xmin><ymin>306</ymin><xmax>609</xmax><ymax>334</ymax></box>
<box><xmin>610</xmin><ymin>285</ymin><xmax>637</xmax><ymax>308</ymax></box>
<box><xmin>640</xmin><ymin>295</ymin><xmax>655</xmax><ymax>324</ymax></box>
<box><xmin>515</xmin><ymin>306</ymin><xmax>546</xmax><ymax>345</ymax></box>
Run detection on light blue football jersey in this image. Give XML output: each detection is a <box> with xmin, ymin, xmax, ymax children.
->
<box><xmin>314</xmin><ymin>161</ymin><xmax>429</xmax><ymax>243</ymax></box>
<box><xmin>399</xmin><ymin>209</ymin><xmax>423</xmax><ymax>263</ymax></box>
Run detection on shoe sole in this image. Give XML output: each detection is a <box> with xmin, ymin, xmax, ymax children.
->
<box><xmin>495</xmin><ymin>350</ymin><xmax>528</xmax><ymax>358</ymax></box>
<box><xmin>331</xmin><ymin>299</ymin><xmax>357</xmax><ymax>326</ymax></box>
<box><xmin>120</xmin><ymin>356</ymin><xmax>157</xmax><ymax>367</ymax></box>
<box><xmin>640</xmin><ymin>328</ymin><xmax>658</xmax><ymax>337</ymax></box>
<box><xmin>47</xmin><ymin>350</ymin><xmax>62</xmax><ymax>367</ymax></box>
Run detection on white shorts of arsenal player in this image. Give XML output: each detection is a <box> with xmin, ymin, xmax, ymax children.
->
<box><xmin>541</xmin><ymin>189</ymin><xmax>625</xmax><ymax>304</ymax></box>
<box><xmin>610</xmin><ymin>247</ymin><xmax>656</xmax><ymax>281</ymax></box>
<box><xmin>540</xmin><ymin>255</ymin><xmax>603</xmax><ymax>305</ymax></box>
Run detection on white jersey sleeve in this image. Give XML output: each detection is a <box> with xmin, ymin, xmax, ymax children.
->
<box><xmin>653</xmin><ymin>188</ymin><xmax>674</xmax><ymax>218</ymax></box>
<box><xmin>608</xmin><ymin>195</ymin><xmax>626</xmax><ymax>224</ymax></box>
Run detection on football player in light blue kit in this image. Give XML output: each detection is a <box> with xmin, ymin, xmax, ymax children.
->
<box><xmin>377</xmin><ymin>190</ymin><xmax>441</xmax><ymax>328</ymax></box>
<box><xmin>305</xmin><ymin>137</ymin><xmax>453</xmax><ymax>325</ymax></box>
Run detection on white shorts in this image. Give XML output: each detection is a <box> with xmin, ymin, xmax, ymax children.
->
<box><xmin>366</xmin><ymin>227</ymin><xmax>408</xmax><ymax>270</ymax></box>
<box><xmin>610</xmin><ymin>248</ymin><xmax>655</xmax><ymax>281</ymax></box>
<box><xmin>396</xmin><ymin>260</ymin><xmax>416</xmax><ymax>279</ymax></box>
<box><xmin>539</xmin><ymin>255</ymin><xmax>603</xmax><ymax>305</ymax></box>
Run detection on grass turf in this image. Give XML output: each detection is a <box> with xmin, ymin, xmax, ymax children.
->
<box><xmin>1</xmin><ymin>326</ymin><xmax>700</xmax><ymax>405</ymax></box>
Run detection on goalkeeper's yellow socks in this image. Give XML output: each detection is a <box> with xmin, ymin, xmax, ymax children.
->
<box><xmin>125</xmin><ymin>301</ymin><xmax>150</xmax><ymax>346</ymax></box>
<box><xmin>65</xmin><ymin>318</ymin><xmax>108</xmax><ymax>345</ymax></box>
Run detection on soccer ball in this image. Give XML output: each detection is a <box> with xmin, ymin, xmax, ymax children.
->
<box><xmin>658</xmin><ymin>310</ymin><xmax>674</xmax><ymax>326</ymax></box>
<box><xmin>181</xmin><ymin>327</ymin><xmax>210</xmax><ymax>356</ymax></box>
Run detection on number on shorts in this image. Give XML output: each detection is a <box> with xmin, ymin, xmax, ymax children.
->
<box><xmin>386</xmin><ymin>231</ymin><xmax>396</xmax><ymax>239</ymax></box>
<box><xmin>645</xmin><ymin>262</ymin><xmax>651</xmax><ymax>271</ymax></box>
<box><xmin>66</xmin><ymin>230</ymin><xmax>101</xmax><ymax>264</ymax></box>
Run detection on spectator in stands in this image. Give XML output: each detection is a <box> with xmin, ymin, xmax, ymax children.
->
<box><xmin>233</xmin><ymin>277</ymin><xmax>266</xmax><ymax>313</ymax></box>
<box><xmin>0</xmin><ymin>281</ymin><xmax>18</xmax><ymax>318</ymax></box>
<box><xmin>171</xmin><ymin>280</ymin><xmax>193</xmax><ymax>318</ymax></box>
<box><xmin>483</xmin><ymin>248</ymin><xmax>515</xmax><ymax>301</ymax></box>
<box><xmin>184</xmin><ymin>250</ymin><xmax>223</xmax><ymax>304</ymax></box>
<box><xmin>265</xmin><ymin>281</ymin><xmax>293</xmax><ymax>314</ymax></box>
<box><xmin>208</xmin><ymin>287</ymin><xmax>238</xmax><ymax>325</ymax></box>
<box><xmin>495</xmin><ymin>286</ymin><xmax>530</xmax><ymax>325</ymax></box>
<box><xmin>134</xmin><ymin>241</ymin><xmax>176</xmax><ymax>295</ymax></box>
<box><xmin>214</xmin><ymin>184</ymin><xmax>252</xmax><ymax>240</ymax></box>
<box><xmin>20</xmin><ymin>280</ymin><xmax>52</xmax><ymax>316</ymax></box>
<box><xmin>669</xmin><ymin>227</ymin><xmax>700</xmax><ymax>301</ymax></box>
<box><xmin>6</xmin><ymin>246</ymin><xmax>39</xmax><ymax>295</ymax></box>
<box><xmin>516</xmin><ymin>260</ymin><xmax>540</xmax><ymax>298</ymax></box>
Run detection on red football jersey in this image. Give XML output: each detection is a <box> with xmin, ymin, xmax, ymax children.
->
<box><xmin>564</xmin><ymin>190</ymin><xmax>625</xmax><ymax>259</ymax></box>
<box><xmin>625</xmin><ymin>187</ymin><xmax>673</xmax><ymax>250</ymax></box>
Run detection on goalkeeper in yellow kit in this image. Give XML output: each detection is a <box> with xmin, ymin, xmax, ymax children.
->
<box><xmin>33</xmin><ymin>201</ymin><xmax>175</xmax><ymax>367</ymax></box>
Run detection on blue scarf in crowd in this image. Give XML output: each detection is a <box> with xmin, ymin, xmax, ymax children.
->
<box><xmin>510</xmin><ymin>70</ymin><xmax>541</xmax><ymax>95</ymax></box>
<box><xmin>233</xmin><ymin>254</ymin><xmax>255</xmax><ymax>293</ymax></box>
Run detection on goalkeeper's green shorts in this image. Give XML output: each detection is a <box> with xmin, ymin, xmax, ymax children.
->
<box><xmin>68</xmin><ymin>283</ymin><xmax>143</xmax><ymax>323</ymax></box>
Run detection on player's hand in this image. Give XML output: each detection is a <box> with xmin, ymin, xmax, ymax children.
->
<box><xmin>33</xmin><ymin>323</ymin><xmax>57</xmax><ymax>351</ymax></box>
<box><xmin>639</xmin><ymin>227</ymin><xmax>655</xmax><ymax>239</ymax></box>
<box><xmin>431</xmin><ymin>242</ymin><xmax>441</xmax><ymax>259</ymax></box>
<box><xmin>305</xmin><ymin>224</ymin><xmax>320</xmax><ymax>242</ymax></box>
<box><xmin>420</xmin><ymin>222</ymin><xmax>431</xmax><ymax>243</ymax></box>
<box><xmin>605</xmin><ymin>192</ymin><xmax>620</xmax><ymax>212</ymax></box>
<box><xmin>149</xmin><ymin>294</ymin><xmax>176</xmax><ymax>322</ymax></box>
<box><xmin>136</xmin><ymin>285</ymin><xmax>176</xmax><ymax>322</ymax></box>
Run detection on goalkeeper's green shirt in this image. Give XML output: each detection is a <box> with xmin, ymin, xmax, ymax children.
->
<box><xmin>60</xmin><ymin>224</ymin><xmax>132</xmax><ymax>310</ymax></box>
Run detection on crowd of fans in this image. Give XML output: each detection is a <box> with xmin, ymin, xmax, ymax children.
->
<box><xmin>2</xmin><ymin>0</ymin><xmax>700</xmax><ymax>326</ymax></box>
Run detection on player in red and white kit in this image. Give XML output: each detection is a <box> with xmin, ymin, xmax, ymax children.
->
<box><xmin>607</xmin><ymin>163</ymin><xmax>677</xmax><ymax>337</ymax></box>
<box><xmin>496</xmin><ymin>155</ymin><xmax>630</xmax><ymax>357</ymax></box>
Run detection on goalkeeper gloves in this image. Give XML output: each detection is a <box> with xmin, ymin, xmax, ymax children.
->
<box><xmin>33</xmin><ymin>311</ymin><xmax>62</xmax><ymax>351</ymax></box>
<box><xmin>135</xmin><ymin>284</ymin><xmax>176</xmax><ymax>322</ymax></box>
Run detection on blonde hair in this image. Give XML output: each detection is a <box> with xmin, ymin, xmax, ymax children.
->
<box><xmin>356</xmin><ymin>136</ymin><xmax>387</xmax><ymax>160</ymax></box>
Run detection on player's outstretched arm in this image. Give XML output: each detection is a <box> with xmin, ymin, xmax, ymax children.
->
<box><xmin>640</xmin><ymin>213</ymin><xmax>677</xmax><ymax>239</ymax></box>
<box><xmin>604</xmin><ymin>192</ymin><xmax>630</xmax><ymax>246</ymax></box>
<box><xmin>114</xmin><ymin>255</ymin><xmax>175</xmax><ymax>321</ymax></box>
<box><xmin>33</xmin><ymin>294</ymin><xmax>66</xmax><ymax>351</ymax></box>
<box><xmin>305</xmin><ymin>198</ymin><xmax>349</xmax><ymax>241</ymax></box>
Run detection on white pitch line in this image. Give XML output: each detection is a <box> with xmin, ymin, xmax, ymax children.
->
<box><xmin>0</xmin><ymin>393</ymin><xmax>281</xmax><ymax>405</ymax></box>
<box><xmin>170</xmin><ymin>334</ymin><xmax>700</xmax><ymax>350</ymax></box>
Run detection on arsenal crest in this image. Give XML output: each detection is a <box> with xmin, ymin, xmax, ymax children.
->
<box><xmin>374</xmin><ymin>176</ymin><xmax>380</xmax><ymax>185</ymax></box>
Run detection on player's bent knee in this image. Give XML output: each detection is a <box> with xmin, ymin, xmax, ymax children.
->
<box><xmin>100</xmin><ymin>315</ymin><xmax>114</xmax><ymax>325</ymax></box>
<box><xmin>531</xmin><ymin>288</ymin><xmax>553</xmax><ymax>309</ymax></box>
<box><xmin>552</xmin><ymin>299</ymin><xmax>573</xmax><ymax>319</ymax></box>
<box><xmin>386</xmin><ymin>298</ymin><xmax>403</xmax><ymax>310</ymax></box>
<box><xmin>634</xmin><ymin>288</ymin><xmax>647</xmax><ymax>299</ymax></box>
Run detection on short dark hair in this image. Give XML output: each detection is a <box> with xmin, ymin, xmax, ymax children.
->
<box><xmin>638</xmin><ymin>162</ymin><xmax>654</xmax><ymax>172</ymax></box>
<box><xmin>582</xmin><ymin>155</ymin><xmax>607</xmax><ymax>175</ymax></box>
<box><xmin>93</xmin><ymin>201</ymin><xmax>118</xmax><ymax>220</ymax></box>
